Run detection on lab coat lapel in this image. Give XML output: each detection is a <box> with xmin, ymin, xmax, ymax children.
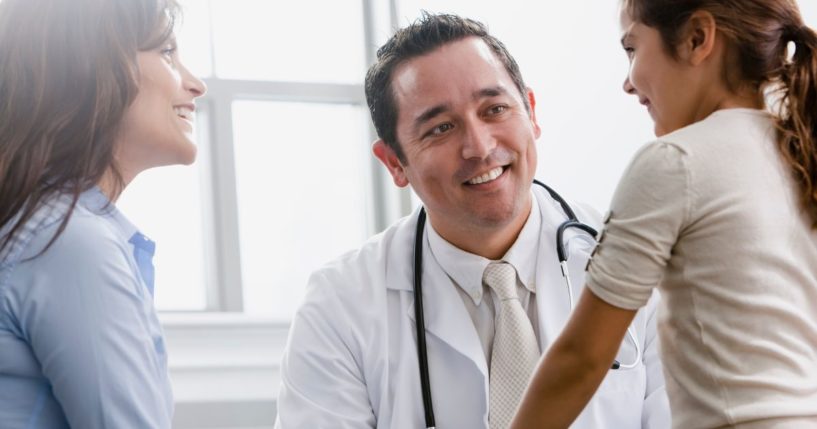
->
<box><xmin>534</xmin><ymin>187</ymin><xmax>574</xmax><ymax>351</ymax></box>
<box><xmin>404</xmin><ymin>227</ymin><xmax>488</xmax><ymax>378</ymax></box>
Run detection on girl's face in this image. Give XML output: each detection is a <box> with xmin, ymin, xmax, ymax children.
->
<box><xmin>116</xmin><ymin>36</ymin><xmax>207</xmax><ymax>180</ymax></box>
<box><xmin>620</xmin><ymin>12</ymin><xmax>700</xmax><ymax>137</ymax></box>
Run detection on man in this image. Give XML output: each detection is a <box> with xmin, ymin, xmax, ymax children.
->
<box><xmin>275</xmin><ymin>13</ymin><xmax>669</xmax><ymax>429</ymax></box>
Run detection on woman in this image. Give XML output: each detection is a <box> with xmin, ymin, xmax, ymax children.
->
<box><xmin>512</xmin><ymin>0</ymin><xmax>817</xmax><ymax>428</ymax></box>
<box><xmin>0</xmin><ymin>0</ymin><xmax>206</xmax><ymax>427</ymax></box>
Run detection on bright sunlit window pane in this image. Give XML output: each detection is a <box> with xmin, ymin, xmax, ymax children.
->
<box><xmin>208</xmin><ymin>0</ymin><xmax>366</xmax><ymax>83</ymax></box>
<box><xmin>118</xmin><ymin>165</ymin><xmax>208</xmax><ymax>311</ymax></box>
<box><xmin>232</xmin><ymin>101</ymin><xmax>370</xmax><ymax>319</ymax></box>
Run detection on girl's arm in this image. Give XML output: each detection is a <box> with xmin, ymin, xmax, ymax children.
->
<box><xmin>511</xmin><ymin>288</ymin><xmax>636</xmax><ymax>429</ymax></box>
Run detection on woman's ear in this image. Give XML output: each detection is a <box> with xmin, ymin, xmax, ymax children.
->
<box><xmin>678</xmin><ymin>10</ymin><xmax>718</xmax><ymax>66</ymax></box>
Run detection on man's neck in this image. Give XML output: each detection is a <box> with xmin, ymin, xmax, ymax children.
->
<box><xmin>427</xmin><ymin>197</ymin><xmax>533</xmax><ymax>260</ymax></box>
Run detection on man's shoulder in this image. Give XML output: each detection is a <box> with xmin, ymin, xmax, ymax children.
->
<box><xmin>532</xmin><ymin>184</ymin><xmax>603</xmax><ymax>230</ymax></box>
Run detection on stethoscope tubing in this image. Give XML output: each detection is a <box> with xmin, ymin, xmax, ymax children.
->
<box><xmin>413</xmin><ymin>208</ymin><xmax>436</xmax><ymax>428</ymax></box>
<box><xmin>413</xmin><ymin>180</ymin><xmax>641</xmax><ymax>428</ymax></box>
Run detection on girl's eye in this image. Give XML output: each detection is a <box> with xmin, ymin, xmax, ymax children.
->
<box><xmin>623</xmin><ymin>47</ymin><xmax>635</xmax><ymax>58</ymax></box>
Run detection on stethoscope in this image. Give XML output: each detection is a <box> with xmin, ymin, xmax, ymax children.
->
<box><xmin>413</xmin><ymin>179</ymin><xmax>643</xmax><ymax>429</ymax></box>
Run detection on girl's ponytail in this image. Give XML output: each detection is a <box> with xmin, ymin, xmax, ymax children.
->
<box><xmin>776</xmin><ymin>24</ymin><xmax>817</xmax><ymax>228</ymax></box>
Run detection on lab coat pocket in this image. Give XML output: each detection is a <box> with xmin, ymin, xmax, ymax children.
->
<box><xmin>597</xmin><ymin>361</ymin><xmax>646</xmax><ymax>394</ymax></box>
<box><xmin>575</xmin><ymin>366</ymin><xmax>647</xmax><ymax>429</ymax></box>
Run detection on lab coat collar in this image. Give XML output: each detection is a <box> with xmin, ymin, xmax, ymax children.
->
<box><xmin>382</xmin><ymin>187</ymin><xmax>597</xmax><ymax>377</ymax></box>
<box><xmin>412</xmin><ymin>192</ymin><xmax>541</xmax><ymax>305</ymax></box>
<box><xmin>384</xmin><ymin>206</ymin><xmax>488</xmax><ymax>377</ymax></box>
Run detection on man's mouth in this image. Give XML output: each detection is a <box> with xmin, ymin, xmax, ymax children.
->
<box><xmin>465</xmin><ymin>166</ymin><xmax>506</xmax><ymax>185</ymax></box>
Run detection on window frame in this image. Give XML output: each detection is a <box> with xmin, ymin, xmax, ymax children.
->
<box><xmin>163</xmin><ymin>2</ymin><xmax>411</xmax><ymax>426</ymax></box>
<box><xmin>172</xmin><ymin>0</ymin><xmax>411</xmax><ymax>314</ymax></box>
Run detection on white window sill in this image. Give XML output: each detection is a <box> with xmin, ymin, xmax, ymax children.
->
<box><xmin>159</xmin><ymin>312</ymin><xmax>288</xmax><ymax>427</ymax></box>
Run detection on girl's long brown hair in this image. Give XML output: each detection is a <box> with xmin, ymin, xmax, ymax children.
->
<box><xmin>623</xmin><ymin>0</ymin><xmax>817</xmax><ymax>228</ymax></box>
<box><xmin>0</xmin><ymin>0</ymin><xmax>180</xmax><ymax>255</ymax></box>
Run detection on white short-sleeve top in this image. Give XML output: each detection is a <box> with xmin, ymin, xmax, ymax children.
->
<box><xmin>587</xmin><ymin>109</ymin><xmax>817</xmax><ymax>428</ymax></box>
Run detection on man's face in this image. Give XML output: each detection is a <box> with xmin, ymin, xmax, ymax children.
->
<box><xmin>374</xmin><ymin>37</ymin><xmax>540</xmax><ymax>242</ymax></box>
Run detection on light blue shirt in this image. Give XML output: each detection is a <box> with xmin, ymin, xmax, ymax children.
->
<box><xmin>0</xmin><ymin>187</ymin><xmax>172</xmax><ymax>428</ymax></box>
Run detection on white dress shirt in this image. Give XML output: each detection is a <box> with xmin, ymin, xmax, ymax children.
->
<box><xmin>426</xmin><ymin>195</ymin><xmax>541</xmax><ymax>366</ymax></box>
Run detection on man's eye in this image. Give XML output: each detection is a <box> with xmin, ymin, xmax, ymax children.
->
<box><xmin>429</xmin><ymin>123</ymin><xmax>453</xmax><ymax>136</ymax></box>
<box><xmin>488</xmin><ymin>105</ymin><xmax>507</xmax><ymax>115</ymax></box>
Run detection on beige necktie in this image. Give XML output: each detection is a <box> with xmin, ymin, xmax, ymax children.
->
<box><xmin>484</xmin><ymin>262</ymin><xmax>541</xmax><ymax>429</ymax></box>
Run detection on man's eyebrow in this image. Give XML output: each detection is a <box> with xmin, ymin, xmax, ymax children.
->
<box><xmin>414</xmin><ymin>104</ymin><xmax>450</xmax><ymax>130</ymax></box>
<box><xmin>474</xmin><ymin>86</ymin><xmax>509</xmax><ymax>100</ymax></box>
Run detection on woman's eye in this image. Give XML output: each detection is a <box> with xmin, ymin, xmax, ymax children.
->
<box><xmin>160</xmin><ymin>44</ymin><xmax>177</xmax><ymax>61</ymax></box>
<box><xmin>623</xmin><ymin>47</ymin><xmax>634</xmax><ymax>58</ymax></box>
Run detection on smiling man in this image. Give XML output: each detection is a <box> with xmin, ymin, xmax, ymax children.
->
<box><xmin>275</xmin><ymin>13</ymin><xmax>670</xmax><ymax>429</ymax></box>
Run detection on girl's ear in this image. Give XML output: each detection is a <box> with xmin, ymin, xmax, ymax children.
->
<box><xmin>678</xmin><ymin>10</ymin><xmax>718</xmax><ymax>66</ymax></box>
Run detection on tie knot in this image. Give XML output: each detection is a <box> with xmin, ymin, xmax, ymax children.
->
<box><xmin>483</xmin><ymin>262</ymin><xmax>518</xmax><ymax>300</ymax></box>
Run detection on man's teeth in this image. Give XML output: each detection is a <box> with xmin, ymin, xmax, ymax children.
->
<box><xmin>467</xmin><ymin>167</ymin><xmax>504</xmax><ymax>185</ymax></box>
<box><xmin>174</xmin><ymin>106</ymin><xmax>194</xmax><ymax>120</ymax></box>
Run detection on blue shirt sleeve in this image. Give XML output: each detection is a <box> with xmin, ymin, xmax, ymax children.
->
<box><xmin>9</xmin><ymin>212</ymin><xmax>173</xmax><ymax>428</ymax></box>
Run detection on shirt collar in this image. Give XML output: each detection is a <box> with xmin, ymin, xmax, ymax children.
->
<box><xmin>426</xmin><ymin>191</ymin><xmax>541</xmax><ymax>305</ymax></box>
<box><xmin>78</xmin><ymin>186</ymin><xmax>140</xmax><ymax>242</ymax></box>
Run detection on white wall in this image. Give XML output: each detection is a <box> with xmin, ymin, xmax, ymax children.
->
<box><xmin>400</xmin><ymin>0</ymin><xmax>817</xmax><ymax>211</ymax></box>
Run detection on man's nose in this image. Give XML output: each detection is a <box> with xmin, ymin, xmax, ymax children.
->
<box><xmin>460</xmin><ymin>119</ymin><xmax>496</xmax><ymax>160</ymax></box>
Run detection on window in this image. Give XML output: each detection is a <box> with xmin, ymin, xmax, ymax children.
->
<box><xmin>118</xmin><ymin>0</ymin><xmax>408</xmax><ymax>315</ymax></box>
<box><xmin>231</xmin><ymin>101</ymin><xmax>370</xmax><ymax>319</ymax></box>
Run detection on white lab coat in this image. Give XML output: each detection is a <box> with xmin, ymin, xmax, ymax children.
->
<box><xmin>276</xmin><ymin>186</ymin><xmax>670</xmax><ymax>428</ymax></box>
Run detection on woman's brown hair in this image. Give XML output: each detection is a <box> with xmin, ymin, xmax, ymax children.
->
<box><xmin>622</xmin><ymin>0</ymin><xmax>817</xmax><ymax>228</ymax></box>
<box><xmin>0</xmin><ymin>0</ymin><xmax>180</xmax><ymax>254</ymax></box>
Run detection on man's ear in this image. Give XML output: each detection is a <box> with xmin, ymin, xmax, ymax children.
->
<box><xmin>372</xmin><ymin>139</ymin><xmax>410</xmax><ymax>188</ymax></box>
<box><xmin>526</xmin><ymin>88</ymin><xmax>542</xmax><ymax>139</ymax></box>
<box><xmin>679</xmin><ymin>10</ymin><xmax>718</xmax><ymax>66</ymax></box>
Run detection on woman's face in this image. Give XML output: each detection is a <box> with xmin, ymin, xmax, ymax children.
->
<box><xmin>116</xmin><ymin>37</ymin><xmax>207</xmax><ymax>179</ymax></box>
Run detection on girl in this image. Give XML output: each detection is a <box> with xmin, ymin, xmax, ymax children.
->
<box><xmin>0</xmin><ymin>0</ymin><xmax>206</xmax><ymax>427</ymax></box>
<box><xmin>512</xmin><ymin>0</ymin><xmax>817</xmax><ymax>427</ymax></box>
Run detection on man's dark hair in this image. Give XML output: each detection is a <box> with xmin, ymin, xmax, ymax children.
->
<box><xmin>364</xmin><ymin>12</ymin><xmax>529</xmax><ymax>163</ymax></box>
